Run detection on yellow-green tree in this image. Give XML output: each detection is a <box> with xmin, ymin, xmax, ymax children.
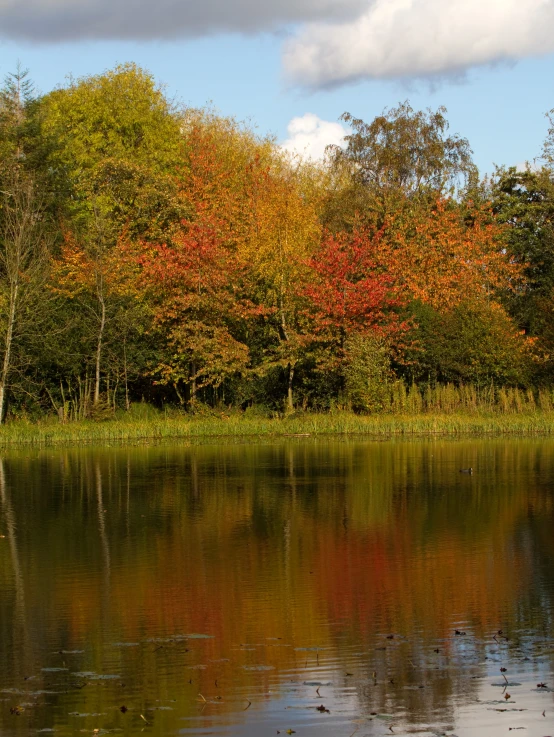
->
<box><xmin>38</xmin><ymin>64</ymin><xmax>184</xmax><ymax>407</ymax></box>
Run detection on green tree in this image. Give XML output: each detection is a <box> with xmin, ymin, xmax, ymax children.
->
<box><xmin>0</xmin><ymin>171</ymin><xmax>53</xmax><ymax>421</ymax></box>
<box><xmin>37</xmin><ymin>63</ymin><xmax>184</xmax><ymax>240</ymax></box>
<box><xmin>400</xmin><ymin>299</ymin><xmax>532</xmax><ymax>387</ymax></box>
<box><xmin>344</xmin><ymin>332</ymin><xmax>393</xmax><ymax>412</ymax></box>
<box><xmin>325</xmin><ymin>101</ymin><xmax>476</xmax><ymax>229</ymax></box>
<box><xmin>37</xmin><ymin>64</ymin><xmax>185</xmax><ymax>407</ymax></box>
<box><xmin>0</xmin><ymin>63</ymin><xmax>35</xmax><ymax>171</ymax></box>
<box><xmin>491</xmin><ymin>167</ymin><xmax>554</xmax><ymax>293</ymax></box>
<box><xmin>0</xmin><ymin>67</ymin><xmax>58</xmax><ymax>422</ymax></box>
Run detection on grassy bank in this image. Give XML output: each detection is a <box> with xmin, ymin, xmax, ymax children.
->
<box><xmin>2</xmin><ymin>408</ymin><xmax>554</xmax><ymax>447</ymax></box>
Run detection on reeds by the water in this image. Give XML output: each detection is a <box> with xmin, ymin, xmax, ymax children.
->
<box><xmin>385</xmin><ymin>381</ymin><xmax>554</xmax><ymax>414</ymax></box>
<box><xmin>2</xmin><ymin>395</ymin><xmax>554</xmax><ymax>447</ymax></box>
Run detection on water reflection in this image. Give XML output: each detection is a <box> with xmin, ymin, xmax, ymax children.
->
<box><xmin>0</xmin><ymin>458</ymin><xmax>30</xmax><ymax>678</ymax></box>
<box><xmin>0</xmin><ymin>438</ymin><xmax>552</xmax><ymax>736</ymax></box>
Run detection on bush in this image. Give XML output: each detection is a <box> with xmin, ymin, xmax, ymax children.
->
<box><xmin>401</xmin><ymin>299</ymin><xmax>532</xmax><ymax>387</ymax></box>
<box><xmin>344</xmin><ymin>333</ymin><xmax>393</xmax><ymax>413</ymax></box>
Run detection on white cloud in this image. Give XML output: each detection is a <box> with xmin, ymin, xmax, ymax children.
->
<box><xmin>280</xmin><ymin>113</ymin><xmax>347</xmax><ymax>160</ymax></box>
<box><xmin>2</xmin><ymin>0</ymin><xmax>553</xmax><ymax>90</ymax></box>
<box><xmin>284</xmin><ymin>0</ymin><xmax>554</xmax><ymax>88</ymax></box>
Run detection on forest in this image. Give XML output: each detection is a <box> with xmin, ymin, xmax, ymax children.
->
<box><xmin>1</xmin><ymin>62</ymin><xmax>554</xmax><ymax>424</ymax></box>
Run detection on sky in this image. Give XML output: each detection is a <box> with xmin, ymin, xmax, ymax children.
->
<box><xmin>1</xmin><ymin>0</ymin><xmax>554</xmax><ymax>175</ymax></box>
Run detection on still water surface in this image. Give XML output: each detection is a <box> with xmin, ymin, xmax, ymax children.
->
<box><xmin>0</xmin><ymin>438</ymin><xmax>553</xmax><ymax>736</ymax></box>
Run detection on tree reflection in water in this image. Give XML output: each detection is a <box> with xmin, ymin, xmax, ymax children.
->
<box><xmin>0</xmin><ymin>438</ymin><xmax>552</xmax><ymax>736</ymax></box>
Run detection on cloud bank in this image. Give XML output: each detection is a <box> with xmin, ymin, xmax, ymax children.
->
<box><xmin>280</xmin><ymin>113</ymin><xmax>347</xmax><ymax>160</ymax></box>
<box><xmin>0</xmin><ymin>0</ymin><xmax>364</xmax><ymax>42</ymax></box>
<box><xmin>1</xmin><ymin>0</ymin><xmax>553</xmax><ymax>89</ymax></box>
<box><xmin>284</xmin><ymin>0</ymin><xmax>554</xmax><ymax>88</ymax></box>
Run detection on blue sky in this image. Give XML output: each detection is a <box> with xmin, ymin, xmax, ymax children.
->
<box><xmin>1</xmin><ymin>0</ymin><xmax>554</xmax><ymax>176</ymax></box>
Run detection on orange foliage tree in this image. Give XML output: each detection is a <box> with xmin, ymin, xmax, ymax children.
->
<box><xmin>375</xmin><ymin>198</ymin><xmax>523</xmax><ymax>310</ymax></box>
<box><xmin>137</xmin><ymin>114</ymin><xmax>323</xmax><ymax>408</ymax></box>
<box><xmin>51</xmin><ymin>227</ymin><xmax>142</xmax><ymax>410</ymax></box>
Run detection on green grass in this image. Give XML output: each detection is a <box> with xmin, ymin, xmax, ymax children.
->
<box><xmin>2</xmin><ymin>408</ymin><xmax>554</xmax><ymax>447</ymax></box>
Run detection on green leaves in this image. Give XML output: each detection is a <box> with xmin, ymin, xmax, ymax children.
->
<box><xmin>38</xmin><ymin>63</ymin><xmax>184</xmax><ymax>238</ymax></box>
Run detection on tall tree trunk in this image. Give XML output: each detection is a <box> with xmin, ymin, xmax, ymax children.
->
<box><xmin>123</xmin><ymin>338</ymin><xmax>130</xmax><ymax>411</ymax></box>
<box><xmin>279</xmin><ymin>297</ymin><xmax>295</xmax><ymax>413</ymax></box>
<box><xmin>0</xmin><ymin>282</ymin><xmax>18</xmax><ymax>424</ymax></box>
<box><xmin>190</xmin><ymin>361</ymin><xmax>197</xmax><ymax>406</ymax></box>
<box><xmin>94</xmin><ymin>293</ymin><xmax>106</xmax><ymax>405</ymax></box>
<box><xmin>287</xmin><ymin>363</ymin><xmax>295</xmax><ymax>413</ymax></box>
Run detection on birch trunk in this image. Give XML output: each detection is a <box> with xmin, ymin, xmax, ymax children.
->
<box><xmin>0</xmin><ymin>170</ymin><xmax>49</xmax><ymax>422</ymax></box>
<box><xmin>94</xmin><ymin>291</ymin><xmax>106</xmax><ymax>405</ymax></box>
<box><xmin>287</xmin><ymin>363</ymin><xmax>295</xmax><ymax>413</ymax></box>
<box><xmin>0</xmin><ymin>282</ymin><xmax>18</xmax><ymax>423</ymax></box>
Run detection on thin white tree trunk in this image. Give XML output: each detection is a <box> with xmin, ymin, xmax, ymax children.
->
<box><xmin>287</xmin><ymin>363</ymin><xmax>295</xmax><ymax>413</ymax></box>
<box><xmin>94</xmin><ymin>293</ymin><xmax>106</xmax><ymax>405</ymax></box>
<box><xmin>0</xmin><ymin>282</ymin><xmax>19</xmax><ymax>423</ymax></box>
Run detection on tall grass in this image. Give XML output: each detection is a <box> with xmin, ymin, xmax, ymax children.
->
<box><xmin>387</xmin><ymin>382</ymin><xmax>552</xmax><ymax>415</ymax></box>
<box><xmin>2</xmin><ymin>402</ymin><xmax>554</xmax><ymax>447</ymax></box>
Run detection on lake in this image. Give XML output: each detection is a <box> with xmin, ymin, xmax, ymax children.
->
<box><xmin>0</xmin><ymin>437</ymin><xmax>553</xmax><ymax>736</ymax></box>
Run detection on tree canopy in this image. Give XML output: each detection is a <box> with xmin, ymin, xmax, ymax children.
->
<box><xmin>0</xmin><ymin>64</ymin><xmax>552</xmax><ymax>421</ymax></box>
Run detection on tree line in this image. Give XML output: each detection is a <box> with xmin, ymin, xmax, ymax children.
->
<box><xmin>1</xmin><ymin>62</ymin><xmax>554</xmax><ymax>421</ymax></box>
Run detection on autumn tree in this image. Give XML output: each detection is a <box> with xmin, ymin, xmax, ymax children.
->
<box><xmin>164</xmin><ymin>112</ymin><xmax>323</xmax><ymax>410</ymax></box>
<box><xmin>50</xmin><ymin>227</ymin><xmax>144</xmax><ymax>414</ymax></box>
<box><xmin>135</xmin><ymin>113</ymin><xmax>259</xmax><ymax>405</ymax></box>
<box><xmin>303</xmin><ymin>227</ymin><xmax>407</xmax><ymax>403</ymax></box>
<box><xmin>325</xmin><ymin>102</ymin><xmax>476</xmax><ymax>230</ymax></box>
<box><xmin>37</xmin><ymin>65</ymin><xmax>184</xmax><ymax>407</ymax></box>
<box><xmin>375</xmin><ymin>198</ymin><xmax>521</xmax><ymax>310</ymax></box>
<box><xmin>137</xmin><ymin>217</ymin><xmax>255</xmax><ymax>405</ymax></box>
<box><xmin>241</xmin><ymin>153</ymin><xmax>322</xmax><ymax>410</ymax></box>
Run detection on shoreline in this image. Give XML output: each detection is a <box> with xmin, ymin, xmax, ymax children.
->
<box><xmin>2</xmin><ymin>411</ymin><xmax>554</xmax><ymax>448</ymax></box>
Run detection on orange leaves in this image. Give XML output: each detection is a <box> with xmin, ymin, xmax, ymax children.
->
<box><xmin>180</xmin><ymin>117</ymin><xmax>264</xmax><ymax>252</ymax></box>
<box><xmin>135</xmin><ymin>212</ymin><xmax>256</xmax><ymax>388</ymax></box>
<box><xmin>375</xmin><ymin>199</ymin><xmax>522</xmax><ymax>310</ymax></box>
<box><xmin>305</xmin><ymin>198</ymin><xmax>521</xmax><ymax>342</ymax></box>
<box><xmin>52</xmin><ymin>229</ymin><xmax>140</xmax><ymax>300</ymax></box>
<box><xmin>135</xmin><ymin>115</ymin><xmax>325</xmax><ymax>392</ymax></box>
